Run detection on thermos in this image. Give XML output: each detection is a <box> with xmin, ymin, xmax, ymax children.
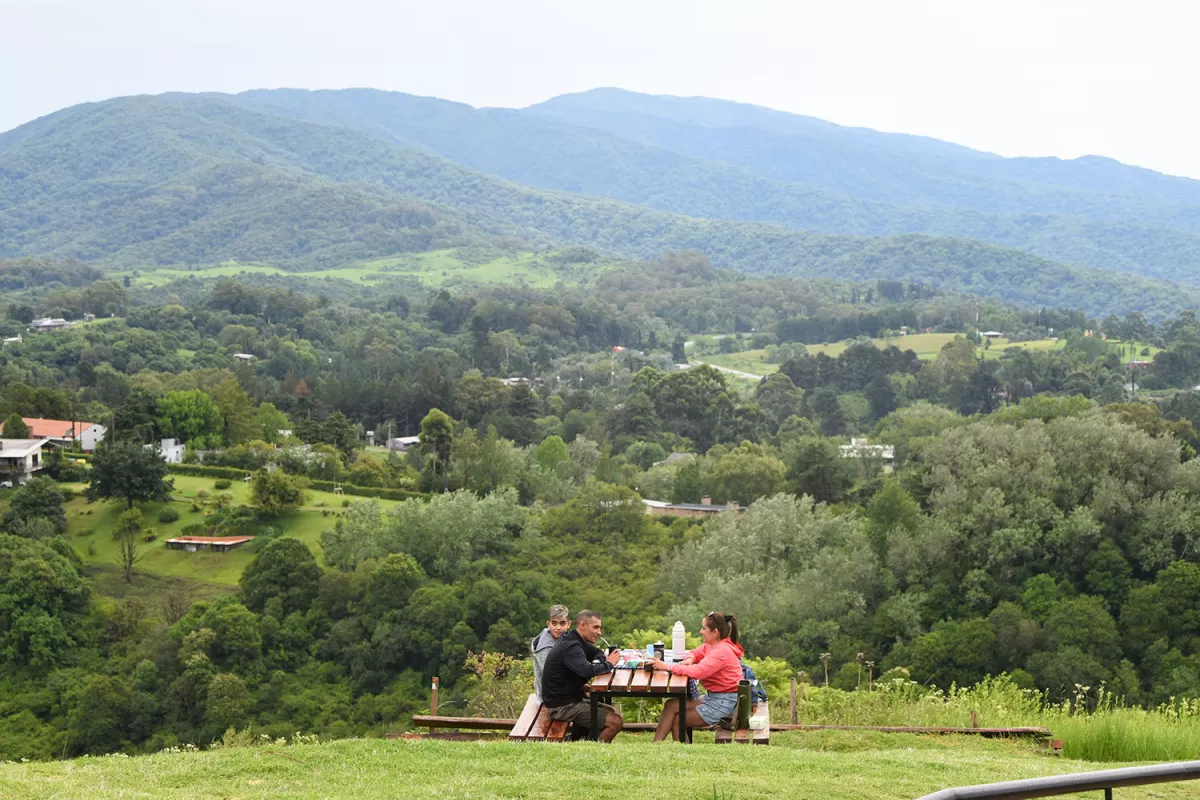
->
<box><xmin>672</xmin><ymin>621</ymin><xmax>686</xmax><ymax>658</ymax></box>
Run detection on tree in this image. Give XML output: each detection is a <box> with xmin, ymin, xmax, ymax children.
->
<box><xmin>249</xmin><ymin>469</ymin><xmax>309</xmax><ymax>516</ymax></box>
<box><xmin>86</xmin><ymin>441</ymin><xmax>173</xmax><ymax>509</ymax></box>
<box><xmin>0</xmin><ymin>534</ymin><xmax>94</xmax><ymax>670</ymax></box>
<box><xmin>210</xmin><ymin>378</ymin><xmax>256</xmax><ymax>445</ymax></box>
<box><xmin>240</xmin><ymin>537</ymin><xmax>321</xmax><ymax>616</ymax></box>
<box><xmin>254</xmin><ymin>402</ymin><xmax>290</xmax><ymax>443</ymax></box>
<box><xmin>157</xmin><ymin>390</ymin><xmax>223</xmax><ymax>447</ymax></box>
<box><xmin>115</xmin><ymin>508</ymin><xmax>143</xmax><ymax>584</ymax></box>
<box><xmin>2</xmin><ymin>412</ymin><xmax>29</xmax><ymax>439</ymax></box>
<box><xmin>420</xmin><ymin>408</ymin><xmax>455</xmax><ymax>492</ymax></box>
<box><xmin>3</xmin><ymin>476</ymin><xmax>67</xmax><ymax>535</ymax></box>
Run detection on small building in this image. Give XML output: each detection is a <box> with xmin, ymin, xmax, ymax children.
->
<box><xmin>82</xmin><ymin>313</ymin><xmax>96</xmax><ymax>322</ymax></box>
<box><xmin>642</xmin><ymin>497</ymin><xmax>743</xmax><ymax>518</ymax></box>
<box><xmin>29</xmin><ymin>317</ymin><xmax>71</xmax><ymax>332</ymax></box>
<box><xmin>2</xmin><ymin>335</ymin><xmax>21</xmax><ymax>346</ymax></box>
<box><xmin>146</xmin><ymin>438</ymin><xmax>186</xmax><ymax>464</ymax></box>
<box><xmin>22</xmin><ymin>418</ymin><xmax>106</xmax><ymax>451</ymax></box>
<box><xmin>233</xmin><ymin>353</ymin><xmax>255</xmax><ymax>362</ymax></box>
<box><xmin>165</xmin><ymin>535</ymin><xmax>254</xmax><ymax>553</ymax></box>
<box><xmin>1129</xmin><ymin>360</ymin><xmax>1152</xmax><ymax>368</ymax></box>
<box><xmin>365</xmin><ymin>430</ymin><xmax>375</xmax><ymax>447</ymax></box>
<box><xmin>838</xmin><ymin>437</ymin><xmax>895</xmax><ymax>473</ymax></box>
<box><xmin>387</xmin><ymin>435</ymin><xmax>421</xmax><ymax>452</ymax></box>
<box><xmin>0</xmin><ymin>438</ymin><xmax>50</xmax><ymax>484</ymax></box>
<box><xmin>981</xmin><ymin>331</ymin><xmax>1004</xmax><ymax>339</ymax></box>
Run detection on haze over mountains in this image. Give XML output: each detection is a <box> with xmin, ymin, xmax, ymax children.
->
<box><xmin>3</xmin><ymin>87</ymin><xmax>1200</xmax><ymax>317</ymax></box>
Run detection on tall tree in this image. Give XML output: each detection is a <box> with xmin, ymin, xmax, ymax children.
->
<box><xmin>249</xmin><ymin>470</ymin><xmax>309</xmax><ymax>516</ymax></box>
<box><xmin>86</xmin><ymin>441</ymin><xmax>173</xmax><ymax>509</ymax></box>
<box><xmin>2</xmin><ymin>412</ymin><xmax>30</xmax><ymax>439</ymax></box>
<box><xmin>115</xmin><ymin>508</ymin><xmax>143</xmax><ymax>584</ymax></box>
<box><xmin>420</xmin><ymin>408</ymin><xmax>455</xmax><ymax>492</ymax></box>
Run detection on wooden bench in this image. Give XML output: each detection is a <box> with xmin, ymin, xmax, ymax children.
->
<box><xmin>509</xmin><ymin>694</ymin><xmax>570</xmax><ymax>742</ymax></box>
<box><xmin>715</xmin><ymin>701</ymin><xmax>770</xmax><ymax>745</ymax></box>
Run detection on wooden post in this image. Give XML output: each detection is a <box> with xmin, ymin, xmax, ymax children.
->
<box><xmin>431</xmin><ymin>677</ymin><xmax>439</xmax><ymax>716</ymax></box>
<box><xmin>790</xmin><ymin>677</ymin><xmax>798</xmax><ymax>725</ymax></box>
<box><xmin>971</xmin><ymin>710</ymin><xmax>979</xmax><ymax>729</ymax></box>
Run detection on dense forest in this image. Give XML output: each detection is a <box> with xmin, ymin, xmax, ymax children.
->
<box><xmin>6</xmin><ymin>251</ymin><xmax>1200</xmax><ymax>759</ymax></box>
<box><xmin>5</xmin><ymin>92</ymin><xmax>1200</xmax><ymax>318</ymax></box>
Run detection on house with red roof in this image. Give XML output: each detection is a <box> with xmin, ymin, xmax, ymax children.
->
<box><xmin>22</xmin><ymin>418</ymin><xmax>107</xmax><ymax>451</ymax></box>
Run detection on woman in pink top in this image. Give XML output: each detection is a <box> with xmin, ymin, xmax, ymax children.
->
<box><xmin>647</xmin><ymin>611</ymin><xmax>743</xmax><ymax>742</ymax></box>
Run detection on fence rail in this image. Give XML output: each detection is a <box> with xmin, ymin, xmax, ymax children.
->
<box><xmin>916</xmin><ymin>760</ymin><xmax>1200</xmax><ymax>800</ymax></box>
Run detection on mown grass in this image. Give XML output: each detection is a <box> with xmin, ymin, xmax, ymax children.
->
<box><xmin>6</xmin><ymin>733</ymin><xmax>1198</xmax><ymax>800</ymax></box>
<box><xmin>65</xmin><ymin>475</ymin><xmax>402</xmax><ymax>586</ymax></box>
<box><xmin>118</xmin><ymin>248</ymin><xmax>612</xmax><ymax>289</ymax></box>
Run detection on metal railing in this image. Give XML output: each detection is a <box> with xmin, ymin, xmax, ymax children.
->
<box><xmin>916</xmin><ymin>760</ymin><xmax>1200</xmax><ymax>799</ymax></box>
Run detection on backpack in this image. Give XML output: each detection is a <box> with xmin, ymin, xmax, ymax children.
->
<box><xmin>741</xmin><ymin>663</ymin><xmax>768</xmax><ymax>703</ymax></box>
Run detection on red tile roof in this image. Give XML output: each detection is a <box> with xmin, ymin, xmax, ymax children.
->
<box><xmin>166</xmin><ymin>536</ymin><xmax>255</xmax><ymax>545</ymax></box>
<box><xmin>21</xmin><ymin>418</ymin><xmax>100</xmax><ymax>438</ymax></box>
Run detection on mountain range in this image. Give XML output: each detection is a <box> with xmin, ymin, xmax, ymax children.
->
<box><xmin>3</xmin><ymin>86</ymin><xmax>1200</xmax><ymax>317</ymax></box>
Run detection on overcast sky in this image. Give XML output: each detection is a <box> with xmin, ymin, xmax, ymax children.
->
<box><xmin>6</xmin><ymin>0</ymin><xmax>1200</xmax><ymax>178</ymax></box>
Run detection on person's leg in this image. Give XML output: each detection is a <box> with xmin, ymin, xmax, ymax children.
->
<box><xmin>653</xmin><ymin>698</ymin><xmax>680</xmax><ymax>743</ymax></box>
<box><xmin>598</xmin><ymin>704</ymin><xmax>623</xmax><ymax>743</ymax></box>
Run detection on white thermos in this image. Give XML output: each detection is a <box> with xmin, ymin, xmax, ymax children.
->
<box><xmin>672</xmin><ymin>620</ymin><xmax>686</xmax><ymax>659</ymax></box>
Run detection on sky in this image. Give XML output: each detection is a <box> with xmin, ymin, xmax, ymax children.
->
<box><xmin>6</xmin><ymin>0</ymin><xmax>1200</xmax><ymax>177</ymax></box>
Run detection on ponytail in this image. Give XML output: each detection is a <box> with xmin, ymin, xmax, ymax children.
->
<box><xmin>705</xmin><ymin>611</ymin><xmax>739</xmax><ymax>645</ymax></box>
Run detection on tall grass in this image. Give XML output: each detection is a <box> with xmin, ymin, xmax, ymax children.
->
<box><xmin>793</xmin><ymin>677</ymin><xmax>1200</xmax><ymax>762</ymax></box>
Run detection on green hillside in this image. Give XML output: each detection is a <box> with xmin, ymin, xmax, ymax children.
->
<box><xmin>4</xmin><ymin>93</ymin><xmax>1200</xmax><ymax>317</ymax></box>
<box><xmin>237</xmin><ymin>88</ymin><xmax>1200</xmax><ymax>285</ymax></box>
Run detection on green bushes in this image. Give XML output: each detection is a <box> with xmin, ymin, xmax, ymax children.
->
<box><xmin>214</xmin><ymin>479</ymin><xmax>232</xmax><ymax>490</ymax></box>
<box><xmin>157</xmin><ymin>508</ymin><xmax>180</xmax><ymax>524</ymax></box>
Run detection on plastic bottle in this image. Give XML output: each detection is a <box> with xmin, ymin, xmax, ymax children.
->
<box><xmin>672</xmin><ymin>620</ymin><xmax>686</xmax><ymax>660</ymax></box>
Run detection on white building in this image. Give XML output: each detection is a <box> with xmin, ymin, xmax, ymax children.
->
<box><xmin>387</xmin><ymin>435</ymin><xmax>421</xmax><ymax>452</ymax></box>
<box><xmin>838</xmin><ymin>438</ymin><xmax>896</xmax><ymax>473</ymax></box>
<box><xmin>0</xmin><ymin>439</ymin><xmax>49</xmax><ymax>484</ymax></box>
<box><xmin>29</xmin><ymin>317</ymin><xmax>71</xmax><ymax>332</ymax></box>
<box><xmin>146</xmin><ymin>438</ymin><xmax>186</xmax><ymax>464</ymax></box>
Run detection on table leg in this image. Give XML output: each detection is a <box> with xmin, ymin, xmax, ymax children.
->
<box><xmin>679</xmin><ymin>696</ymin><xmax>688</xmax><ymax>744</ymax></box>
<box><xmin>590</xmin><ymin>694</ymin><xmax>599</xmax><ymax>741</ymax></box>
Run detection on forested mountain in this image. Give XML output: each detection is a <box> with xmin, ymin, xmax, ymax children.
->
<box><xmin>235</xmin><ymin>88</ymin><xmax>1200</xmax><ymax>285</ymax></box>
<box><xmin>4</xmin><ymin>92</ymin><xmax>1200</xmax><ymax>316</ymax></box>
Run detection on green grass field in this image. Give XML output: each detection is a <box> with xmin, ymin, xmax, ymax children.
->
<box><xmin>3</xmin><ymin>733</ymin><xmax>1196</xmax><ymax>799</ymax></box>
<box><xmin>65</xmin><ymin>475</ymin><xmax>402</xmax><ymax>586</ymax></box>
<box><xmin>700</xmin><ymin>333</ymin><xmax>1163</xmax><ymax>379</ymax></box>
<box><xmin>118</xmin><ymin>248</ymin><xmax>613</xmax><ymax>289</ymax></box>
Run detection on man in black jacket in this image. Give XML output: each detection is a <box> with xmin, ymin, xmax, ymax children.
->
<box><xmin>542</xmin><ymin>609</ymin><xmax>624</xmax><ymax>741</ymax></box>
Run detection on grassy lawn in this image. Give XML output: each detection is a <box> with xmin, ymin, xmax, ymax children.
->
<box><xmin>115</xmin><ymin>249</ymin><xmax>613</xmax><ymax>290</ymax></box>
<box><xmin>65</xmin><ymin>475</ymin><xmax>403</xmax><ymax>586</ymax></box>
<box><xmin>3</xmin><ymin>733</ymin><xmax>1197</xmax><ymax>799</ymax></box>
<box><xmin>700</xmin><ymin>333</ymin><xmax>1157</xmax><ymax>377</ymax></box>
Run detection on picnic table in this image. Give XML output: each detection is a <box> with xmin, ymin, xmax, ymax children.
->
<box><xmin>588</xmin><ymin>667</ymin><xmax>690</xmax><ymax>743</ymax></box>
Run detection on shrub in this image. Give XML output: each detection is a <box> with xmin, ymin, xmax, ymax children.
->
<box><xmin>142</xmin><ymin>531</ymin><xmax>158</xmax><ymax>542</ymax></box>
<box><xmin>341</xmin><ymin>499</ymin><xmax>350</xmax><ymax>507</ymax></box>
<box><xmin>214</xmin><ymin>479</ymin><xmax>232</xmax><ymax>490</ymax></box>
<box><xmin>157</xmin><ymin>508</ymin><xmax>180</xmax><ymax>524</ymax></box>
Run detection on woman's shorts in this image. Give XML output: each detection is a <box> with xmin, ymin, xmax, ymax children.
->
<box><xmin>696</xmin><ymin>691</ymin><xmax>738</xmax><ymax>725</ymax></box>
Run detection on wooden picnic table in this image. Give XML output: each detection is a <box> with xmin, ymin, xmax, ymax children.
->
<box><xmin>588</xmin><ymin>667</ymin><xmax>690</xmax><ymax>743</ymax></box>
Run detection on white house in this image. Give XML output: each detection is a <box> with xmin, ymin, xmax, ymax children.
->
<box><xmin>22</xmin><ymin>418</ymin><xmax>106</xmax><ymax>451</ymax></box>
<box><xmin>838</xmin><ymin>437</ymin><xmax>896</xmax><ymax>473</ymax></box>
<box><xmin>146</xmin><ymin>438</ymin><xmax>186</xmax><ymax>464</ymax></box>
<box><xmin>0</xmin><ymin>439</ymin><xmax>49</xmax><ymax>484</ymax></box>
<box><xmin>387</xmin><ymin>435</ymin><xmax>421</xmax><ymax>452</ymax></box>
<box><xmin>29</xmin><ymin>317</ymin><xmax>71</xmax><ymax>332</ymax></box>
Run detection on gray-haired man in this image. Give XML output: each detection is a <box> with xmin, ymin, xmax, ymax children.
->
<box><xmin>531</xmin><ymin>604</ymin><xmax>570</xmax><ymax>696</ymax></box>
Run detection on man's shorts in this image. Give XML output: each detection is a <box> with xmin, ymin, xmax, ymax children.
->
<box><xmin>547</xmin><ymin>700</ymin><xmax>614</xmax><ymax>731</ymax></box>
